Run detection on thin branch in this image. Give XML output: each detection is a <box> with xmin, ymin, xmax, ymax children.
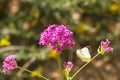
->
<box><xmin>17</xmin><ymin>56</ymin><xmax>36</xmax><ymax>77</ymax></box>
<box><xmin>0</xmin><ymin>45</ymin><xmax>30</xmax><ymax>53</ymax></box>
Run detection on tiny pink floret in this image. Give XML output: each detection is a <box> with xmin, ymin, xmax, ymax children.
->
<box><xmin>101</xmin><ymin>39</ymin><xmax>113</xmax><ymax>53</ymax></box>
<box><xmin>63</xmin><ymin>61</ymin><xmax>73</xmax><ymax>69</ymax></box>
<box><xmin>2</xmin><ymin>55</ymin><xmax>17</xmax><ymax>74</ymax></box>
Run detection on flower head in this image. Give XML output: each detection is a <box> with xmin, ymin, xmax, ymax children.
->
<box><xmin>39</xmin><ymin>24</ymin><xmax>75</xmax><ymax>52</ymax></box>
<box><xmin>63</xmin><ymin>61</ymin><xmax>73</xmax><ymax>71</ymax></box>
<box><xmin>2</xmin><ymin>55</ymin><xmax>17</xmax><ymax>74</ymax></box>
<box><xmin>63</xmin><ymin>61</ymin><xmax>73</xmax><ymax>79</ymax></box>
<box><xmin>98</xmin><ymin>39</ymin><xmax>113</xmax><ymax>54</ymax></box>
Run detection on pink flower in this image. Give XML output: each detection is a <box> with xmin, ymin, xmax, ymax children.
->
<box><xmin>99</xmin><ymin>39</ymin><xmax>113</xmax><ymax>54</ymax></box>
<box><xmin>63</xmin><ymin>61</ymin><xmax>73</xmax><ymax>70</ymax></box>
<box><xmin>2</xmin><ymin>55</ymin><xmax>17</xmax><ymax>74</ymax></box>
<box><xmin>39</xmin><ymin>24</ymin><xmax>75</xmax><ymax>52</ymax></box>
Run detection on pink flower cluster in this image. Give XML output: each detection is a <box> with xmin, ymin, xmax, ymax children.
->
<box><xmin>63</xmin><ymin>61</ymin><xmax>73</xmax><ymax>70</ymax></box>
<box><xmin>2</xmin><ymin>55</ymin><xmax>17</xmax><ymax>74</ymax></box>
<box><xmin>101</xmin><ymin>39</ymin><xmax>113</xmax><ymax>53</ymax></box>
<box><xmin>39</xmin><ymin>24</ymin><xmax>75</xmax><ymax>52</ymax></box>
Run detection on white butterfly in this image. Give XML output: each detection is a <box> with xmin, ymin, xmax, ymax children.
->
<box><xmin>76</xmin><ymin>47</ymin><xmax>91</xmax><ymax>62</ymax></box>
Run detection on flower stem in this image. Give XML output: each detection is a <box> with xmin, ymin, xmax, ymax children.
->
<box><xmin>57</xmin><ymin>54</ymin><xmax>64</xmax><ymax>80</ymax></box>
<box><xmin>71</xmin><ymin>53</ymin><xmax>100</xmax><ymax>80</ymax></box>
<box><xmin>17</xmin><ymin>66</ymin><xmax>49</xmax><ymax>80</ymax></box>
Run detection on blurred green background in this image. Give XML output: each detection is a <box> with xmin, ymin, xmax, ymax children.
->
<box><xmin>0</xmin><ymin>0</ymin><xmax>120</xmax><ymax>80</ymax></box>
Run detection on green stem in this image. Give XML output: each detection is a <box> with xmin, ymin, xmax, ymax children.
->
<box><xmin>65</xmin><ymin>69</ymin><xmax>70</xmax><ymax>80</ymax></box>
<box><xmin>71</xmin><ymin>53</ymin><xmax>100</xmax><ymax>80</ymax></box>
<box><xmin>57</xmin><ymin>54</ymin><xmax>63</xmax><ymax>80</ymax></box>
<box><xmin>17</xmin><ymin>66</ymin><xmax>49</xmax><ymax>80</ymax></box>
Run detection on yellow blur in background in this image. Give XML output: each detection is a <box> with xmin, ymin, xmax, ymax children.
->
<box><xmin>0</xmin><ymin>38</ymin><xmax>11</xmax><ymax>46</ymax></box>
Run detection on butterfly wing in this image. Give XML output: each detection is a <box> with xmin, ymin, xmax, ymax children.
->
<box><xmin>76</xmin><ymin>47</ymin><xmax>91</xmax><ymax>62</ymax></box>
